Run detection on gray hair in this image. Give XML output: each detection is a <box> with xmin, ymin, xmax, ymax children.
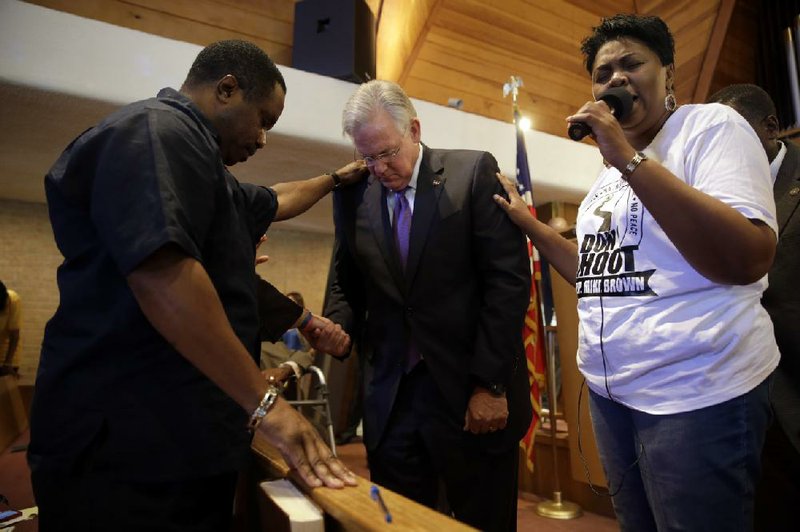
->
<box><xmin>342</xmin><ymin>80</ymin><xmax>417</xmax><ymax>138</ymax></box>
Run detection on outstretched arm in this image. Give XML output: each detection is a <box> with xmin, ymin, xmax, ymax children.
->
<box><xmin>494</xmin><ymin>172</ymin><xmax>579</xmax><ymax>285</ymax></box>
<box><xmin>255</xmin><ymin>241</ymin><xmax>350</xmax><ymax>357</ymax></box>
<box><xmin>321</xmin><ymin>189</ymin><xmax>367</xmax><ymax>356</ymax></box>
<box><xmin>272</xmin><ymin>161</ymin><xmax>368</xmax><ymax>221</ymax></box>
<box><xmin>296</xmin><ymin>312</ymin><xmax>351</xmax><ymax>357</ymax></box>
<box><xmin>127</xmin><ymin>244</ymin><xmax>356</xmax><ymax>489</ymax></box>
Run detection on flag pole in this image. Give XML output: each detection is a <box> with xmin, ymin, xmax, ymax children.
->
<box><xmin>504</xmin><ymin>75</ymin><xmax>546</xmax><ymax>475</ymax></box>
<box><xmin>536</xmin><ymin>324</ymin><xmax>582</xmax><ymax>520</ymax></box>
<box><xmin>504</xmin><ymin>76</ymin><xmax>581</xmax><ymax>520</ymax></box>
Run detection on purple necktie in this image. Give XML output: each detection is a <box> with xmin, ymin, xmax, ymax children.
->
<box><xmin>392</xmin><ymin>188</ymin><xmax>420</xmax><ymax>371</ymax></box>
<box><xmin>393</xmin><ymin>188</ymin><xmax>411</xmax><ymax>269</ymax></box>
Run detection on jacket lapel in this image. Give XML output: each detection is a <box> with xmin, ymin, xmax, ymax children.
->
<box><xmin>406</xmin><ymin>147</ymin><xmax>445</xmax><ymax>289</ymax></box>
<box><xmin>774</xmin><ymin>142</ymin><xmax>800</xmax><ymax>236</ymax></box>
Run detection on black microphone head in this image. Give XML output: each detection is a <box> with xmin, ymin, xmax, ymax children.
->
<box><xmin>597</xmin><ymin>87</ymin><xmax>633</xmax><ymax>121</ymax></box>
<box><xmin>567</xmin><ymin>87</ymin><xmax>634</xmax><ymax>141</ymax></box>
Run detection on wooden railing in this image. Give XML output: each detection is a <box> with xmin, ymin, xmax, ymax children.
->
<box><xmin>250</xmin><ymin>435</ymin><xmax>477</xmax><ymax>531</ymax></box>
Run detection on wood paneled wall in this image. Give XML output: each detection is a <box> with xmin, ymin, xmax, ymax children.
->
<box><xmin>24</xmin><ymin>0</ymin><xmax>296</xmax><ymax>65</ymax></box>
<box><xmin>708</xmin><ymin>0</ymin><xmax>760</xmax><ymax>98</ymax></box>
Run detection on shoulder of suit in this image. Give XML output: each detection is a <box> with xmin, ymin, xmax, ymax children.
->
<box><xmin>784</xmin><ymin>140</ymin><xmax>800</xmax><ymax>162</ymax></box>
<box><xmin>335</xmin><ymin>172</ymin><xmax>372</xmax><ymax>194</ymax></box>
<box><xmin>428</xmin><ymin>147</ymin><xmax>489</xmax><ymax>158</ymax></box>
<box><xmin>427</xmin><ymin>147</ymin><xmax>495</xmax><ymax>167</ymax></box>
<box><xmin>780</xmin><ymin>140</ymin><xmax>800</xmax><ymax>180</ymax></box>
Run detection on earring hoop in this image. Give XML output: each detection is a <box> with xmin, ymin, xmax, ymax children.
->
<box><xmin>664</xmin><ymin>92</ymin><xmax>677</xmax><ymax>112</ymax></box>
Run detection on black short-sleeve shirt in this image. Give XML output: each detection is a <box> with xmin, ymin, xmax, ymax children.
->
<box><xmin>29</xmin><ymin>88</ymin><xmax>281</xmax><ymax>481</ymax></box>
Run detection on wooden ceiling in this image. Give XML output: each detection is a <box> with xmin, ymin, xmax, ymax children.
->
<box><xmin>23</xmin><ymin>0</ymin><xmax>757</xmax><ymax>141</ymax></box>
<box><xmin>376</xmin><ymin>0</ymin><xmax>755</xmax><ymax>137</ymax></box>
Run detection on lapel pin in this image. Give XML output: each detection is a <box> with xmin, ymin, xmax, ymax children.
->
<box><xmin>790</xmin><ymin>186</ymin><xmax>799</xmax><ymax>197</ymax></box>
<box><xmin>433</xmin><ymin>178</ymin><xmax>442</xmax><ymax>187</ymax></box>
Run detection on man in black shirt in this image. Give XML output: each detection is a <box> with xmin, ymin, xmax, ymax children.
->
<box><xmin>29</xmin><ymin>40</ymin><xmax>364</xmax><ymax>530</ymax></box>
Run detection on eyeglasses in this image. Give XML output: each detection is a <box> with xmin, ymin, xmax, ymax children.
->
<box><xmin>357</xmin><ymin>128</ymin><xmax>408</xmax><ymax>166</ymax></box>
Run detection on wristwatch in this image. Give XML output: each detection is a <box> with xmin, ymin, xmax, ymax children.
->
<box><xmin>486</xmin><ymin>383</ymin><xmax>506</xmax><ymax>396</ymax></box>
<box><xmin>475</xmin><ymin>377</ymin><xmax>506</xmax><ymax>396</ymax></box>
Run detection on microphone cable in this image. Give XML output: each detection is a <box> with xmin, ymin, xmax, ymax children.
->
<box><xmin>575</xmin><ymin>292</ymin><xmax>645</xmax><ymax>498</ymax></box>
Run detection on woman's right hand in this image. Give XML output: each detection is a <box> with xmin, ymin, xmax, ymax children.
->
<box><xmin>493</xmin><ymin>172</ymin><xmax>532</xmax><ymax>227</ymax></box>
<box><xmin>494</xmin><ymin>171</ymin><xmax>580</xmax><ymax>285</ymax></box>
<box><xmin>566</xmin><ymin>100</ymin><xmax>634</xmax><ymax>171</ymax></box>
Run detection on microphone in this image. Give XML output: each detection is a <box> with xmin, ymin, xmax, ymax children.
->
<box><xmin>568</xmin><ymin>87</ymin><xmax>634</xmax><ymax>141</ymax></box>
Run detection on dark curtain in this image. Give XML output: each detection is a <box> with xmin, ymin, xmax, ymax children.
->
<box><xmin>757</xmin><ymin>0</ymin><xmax>800</xmax><ymax>129</ymax></box>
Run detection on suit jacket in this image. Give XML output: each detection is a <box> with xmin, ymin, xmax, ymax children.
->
<box><xmin>325</xmin><ymin>146</ymin><xmax>532</xmax><ymax>452</ymax></box>
<box><xmin>762</xmin><ymin>140</ymin><xmax>800</xmax><ymax>452</ymax></box>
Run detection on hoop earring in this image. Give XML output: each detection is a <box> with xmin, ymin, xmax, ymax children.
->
<box><xmin>664</xmin><ymin>92</ymin><xmax>677</xmax><ymax>112</ymax></box>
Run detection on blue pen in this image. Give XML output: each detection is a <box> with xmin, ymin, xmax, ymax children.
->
<box><xmin>370</xmin><ymin>485</ymin><xmax>393</xmax><ymax>523</ymax></box>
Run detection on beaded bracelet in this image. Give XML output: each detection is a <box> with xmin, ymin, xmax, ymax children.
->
<box><xmin>298</xmin><ymin>311</ymin><xmax>314</xmax><ymax>332</ymax></box>
<box><xmin>621</xmin><ymin>151</ymin><xmax>647</xmax><ymax>181</ymax></box>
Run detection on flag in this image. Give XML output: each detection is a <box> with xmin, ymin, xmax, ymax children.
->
<box><xmin>514</xmin><ymin>109</ymin><xmax>549</xmax><ymax>473</ymax></box>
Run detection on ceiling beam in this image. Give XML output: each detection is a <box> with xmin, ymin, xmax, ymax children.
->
<box><xmin>376</xmin><ymin>0</ymin><xmax>441</xmax><ymax>83</ymax></box>
<box><xmin>692</xmin><ymin>0</ymin><xmax>735</xmax><ymax>103</ymax></box>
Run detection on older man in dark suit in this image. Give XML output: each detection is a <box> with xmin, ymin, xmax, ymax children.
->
<box><xmin>324</xmin><ymin>80</ymin><xmax>532</xmax><ymax>531</ymax></box>
<box><xmin>709</xmin><ymin>84</ymin><xmax>800</xmax><ymax>531</ymax></box>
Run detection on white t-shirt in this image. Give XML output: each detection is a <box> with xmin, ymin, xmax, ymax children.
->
<box><xmin>575</xmin><ymin>103</ymin><xmax>780</xmax><ymax>414</ymax></box>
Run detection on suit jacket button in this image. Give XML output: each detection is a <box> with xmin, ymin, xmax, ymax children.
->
<box><xmin>406</xmin><ymin>307</ymin><xmax>413</xmax><ymax>316</ymax></box>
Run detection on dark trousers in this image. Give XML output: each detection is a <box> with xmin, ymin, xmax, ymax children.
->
<box><xmin>754</xmin><ymin>420</ymin><xmax>800</xmax><ymax>532</ymax></box>
<box><xmin>589</xmin><ymin>375</ymin><xmax>772</xmax><ymax>532</ymax></box>
<box><xmin>32</xmin><ymin>469</ymin><xmax>238</xmax><ymax>532</ymax></box>
<box><xmin>367</xmin><ymin>363</ymin><xmax>519</xmax><ymax>532</ymax></box>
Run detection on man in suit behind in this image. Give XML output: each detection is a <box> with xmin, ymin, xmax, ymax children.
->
<box><xmin>709</xmin><ymin>83</ymin><xmax>800</xmax><ymax>531</ymax></box>
<box><xmin>324</xmin><ymin>80</ymin><xmax>532</xmax><ymax>531</ymax></box>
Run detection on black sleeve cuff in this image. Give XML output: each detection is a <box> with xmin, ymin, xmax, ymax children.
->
<box><xmin>256</xmin><ymin>277</ymin><xmax>303</xmax><ymax>342</ymax></box>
